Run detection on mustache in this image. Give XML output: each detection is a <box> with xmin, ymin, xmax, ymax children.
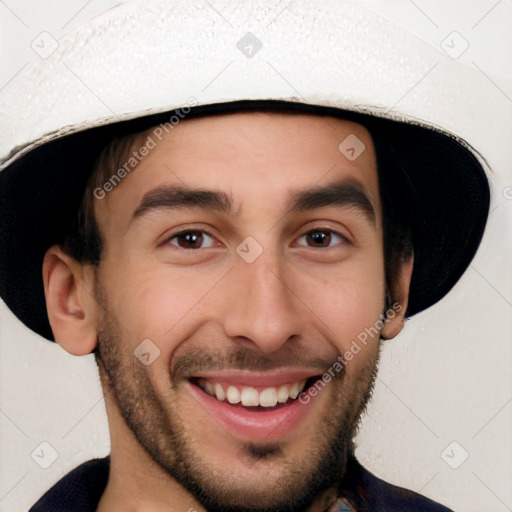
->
<box><xmin>171</xmin><ymin>346</ymin><xmax>339</xmax><ymax>382</ymax></box>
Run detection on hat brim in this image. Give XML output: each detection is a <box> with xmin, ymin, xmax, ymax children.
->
<box><xmin>0</xmin><ymin>100</ymin><xmax>490</xmax><ymax>341</ymax></box>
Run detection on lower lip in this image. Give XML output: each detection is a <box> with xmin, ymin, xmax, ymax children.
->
<box><xmin>185</xmin><ymin>381</ymin><xmax>319</xmax><ymax>440</ymax></box>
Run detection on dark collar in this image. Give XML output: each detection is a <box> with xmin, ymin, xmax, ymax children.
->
<box><xmin>29</xmin><ymin>457</ymin><xmax>109</xmax><ymax>512</ymax></box>
<box><xmin>29</xmin><ymin>455</ymin><xmax>453</xmax><ymax>512</ymax></box>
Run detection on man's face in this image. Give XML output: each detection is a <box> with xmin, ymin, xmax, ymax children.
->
<box><xmin>92</xmin><ymin>112</ymin><xmax>393</xmax><ymax>511</ymax></box>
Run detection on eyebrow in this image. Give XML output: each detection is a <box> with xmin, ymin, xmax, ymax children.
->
<box><xmin>132</xmin><ymin>186</ymin><xmax>232</xmax><ymax>221</ymax></box>
<box><xmin>130</xmin><ymin>180</ymin><xmax>376</xmax><ymax>225</ymax></box>
<box><xmin>289</xmin><ymin>180</ymin><xmax>376</xmax><ymax>224</ymax></box>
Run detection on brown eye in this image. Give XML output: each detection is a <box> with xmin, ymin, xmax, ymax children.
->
<box><xmin>307</xmin><ymin>230</ymin><xmax>331</xmax><ymax>247</ymax></box>
<box><xmin>169</xmin><ymin>230</ymin><xmax>215</xmax><ymax>249</ymax></box>
<box><xmin>296</xmin><ymin>229</ymin><xmax>346</xmax><ymax>248</ymax></box>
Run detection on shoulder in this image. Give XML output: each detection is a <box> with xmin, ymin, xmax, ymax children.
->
<box><xmin>29</xmin><ymin>457</ymin><xmax>110</xmax><ymax>512</ymax></box>
<box><xmin>344</xmin><ymin>457</ymin><xmax>454</xmax><ymax>512</ymax></box>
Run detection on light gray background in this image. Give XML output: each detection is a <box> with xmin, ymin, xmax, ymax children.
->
<box><xmin>0</xmin><ymin>1</ymin><xmax>511</xmax><ymax>511</ymax></box>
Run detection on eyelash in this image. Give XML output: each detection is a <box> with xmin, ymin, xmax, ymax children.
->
<box><xmin>166</xmin><ymin>227</ymin><xmax>350</xmax><ymax>250</ymax></box>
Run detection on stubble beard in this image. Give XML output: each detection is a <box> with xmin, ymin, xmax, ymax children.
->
<box><xmin>94</xmin><ymin>294</ymin><xmax>380</xmax><ymax>512</ymax></box>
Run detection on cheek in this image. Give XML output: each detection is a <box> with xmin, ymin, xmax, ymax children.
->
<box><xmin>99</xmin><ymin>258</ymin><xmax>223</xmax><ymax>350</ymax></box>
<box><xmin>295</xmin><ymin>255</ymin><xmax>386</xmax><ymax>367</ymax></box>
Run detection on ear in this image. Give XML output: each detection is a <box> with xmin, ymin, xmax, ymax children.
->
<box><xmin>380</xmin><ymin>254</ymin><xmax>414</xmax><ymax>340</ymax></box>
<box><xmin>42</xmin><ymin>245</ymin><xmax>99</xmax><ymax>355</ymax></box>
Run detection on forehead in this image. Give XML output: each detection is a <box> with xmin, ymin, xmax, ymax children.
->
<box><xmin>95</xmin><ymin>112</ymin><xmax>381</xmax><ymax>232</ymax></box>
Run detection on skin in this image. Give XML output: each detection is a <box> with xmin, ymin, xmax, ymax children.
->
<box><xmin>42</xmin><ymin>112</ymin><xmax>412</xmax><ymax>512</ymax></box>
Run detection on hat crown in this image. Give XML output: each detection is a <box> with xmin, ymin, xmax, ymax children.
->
<box><xmin>0</xmin><ymin>0</ymin><xmax>493</xmax><ymax>166</ymax></box>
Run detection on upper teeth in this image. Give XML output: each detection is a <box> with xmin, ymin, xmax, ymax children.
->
<box><xmin>198</xmin><ymin>379</ymin><xmax>308</xmax><ymax>407</ymax></box>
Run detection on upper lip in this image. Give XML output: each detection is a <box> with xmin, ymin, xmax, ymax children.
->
<box><xmin>188</xmin><ymin>369</ymin><xmax>323</xmax><ymax>387</ymax></box>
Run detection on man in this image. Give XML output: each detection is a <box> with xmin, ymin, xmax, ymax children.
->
<box><xmin>0</xmin><ymin>1</ymin><xmax>497</xmax><ymax>511</ymax></box>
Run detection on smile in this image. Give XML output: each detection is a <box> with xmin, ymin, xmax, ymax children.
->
<box><xmin>196</xmin><ymin>378</ymin><xmax>308</xmax><ymax>407</ymax></box>
<box><xmin>185</xmin><ymin>370</ymin><xmax>329</xmax><ymax>440</ymax></box>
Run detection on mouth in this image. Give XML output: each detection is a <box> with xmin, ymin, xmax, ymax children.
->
<box><xmin>192</xmin><ymin>377</ymin><xmax>310</xmax><ymax>408</ymax></box>
<box><xmin>185</xmin><ymin>372</ymin><xmax>327</xmax><ymax>440</ymax></box>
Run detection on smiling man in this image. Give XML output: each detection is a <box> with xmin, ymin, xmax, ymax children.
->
<box><xmin>0</xmin><ymin>1</ymin><xmax>493</xmax><ymax>512</ymax></box>
<box><xmin>1</xmin><ymin>101</ymin><xmax>488</xmax><ymax>511</ymax></box>
<box><xmin>41</xmin><ymin>111</ymin><xmax>414</xmax><ymax>511</ymax></box>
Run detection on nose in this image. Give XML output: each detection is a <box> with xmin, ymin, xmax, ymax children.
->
<box><xmin>222</xmin><ymin>250</ymin><xmax>304</xmax><ymax>355</ymax></box>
